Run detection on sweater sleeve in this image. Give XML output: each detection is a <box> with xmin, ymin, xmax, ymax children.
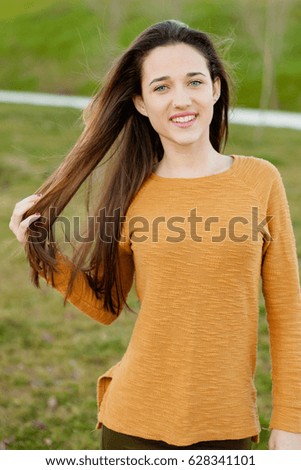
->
<box><xmin>261</xmin><ymin>165</ymin><xmax>301</xmax><ymax>432</ymax></box>
<box><xmin>39</xmin><ymin>242</ymin><xmax>135</xmax><ymax>326</ymax></box>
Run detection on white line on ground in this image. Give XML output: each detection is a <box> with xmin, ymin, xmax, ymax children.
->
<box><xmin>0</xmin><ymin>90</ymin><xmax>300</xmax><ymax>130</ymax></box>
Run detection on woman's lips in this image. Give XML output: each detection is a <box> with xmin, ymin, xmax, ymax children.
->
<box><xmin>170</xmin><ymin>113</ymin><xmax>198</xmax><ymax>128</ymax></box>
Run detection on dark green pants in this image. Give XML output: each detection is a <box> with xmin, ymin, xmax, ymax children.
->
<box><xmin>101</xmin><ymin>424</ymin><xmax>252</xmax><ymax>450</ymax></box>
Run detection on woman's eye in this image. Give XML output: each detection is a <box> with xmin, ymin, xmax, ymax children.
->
<box><xmin>189</xmin><ymin>80</ymin><xmax>202</xmax><ymax>87</ymax></box>
<box><xmin>154</xmin><ymin>85</ymin><xmax>168</xmax><ymax>92</ymax></box>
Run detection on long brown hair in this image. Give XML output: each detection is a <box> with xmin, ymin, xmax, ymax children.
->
<box><xmin>24</xmin><ymin>19</ymin><xmax>231</xmax><ymax>316</ymax></box>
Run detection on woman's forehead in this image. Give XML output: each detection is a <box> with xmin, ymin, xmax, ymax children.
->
<box><xmin>141</xmin><ymin>43</ymin><xmax>209</xmax><ymax>79</ymax></box>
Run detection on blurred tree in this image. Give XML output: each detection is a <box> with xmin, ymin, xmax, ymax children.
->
<box><xmin>84</xmin><ymin>0</ymin><xmax>132</xmax><ymax>69</ymax></box>
<box><xmin>84</xmin><ymin>0</ymin><xmax>129</xmax><ymax>43</ymax></box>
<box><xmin>238</xmin><ymin>0</ymin><xmax>298</xmax><ymax>110</ymax></box>
<box><xmin>83</xmin><ymin>0</ymin><xmax>186</xmax><ymax>71</ymax></box>
<box><xmin>84</xmin><ymin>0</ymin><xmax>185</xmax><ymax>43</ymax></box>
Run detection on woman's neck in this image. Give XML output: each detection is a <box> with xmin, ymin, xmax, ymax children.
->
<box><xmin>154</xmin><ymin>143</ymin><xmax>226</xmax><ymax>178</ymax></box>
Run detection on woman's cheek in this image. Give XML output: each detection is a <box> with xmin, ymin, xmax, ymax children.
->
<box><xmin>146</xmin><ymin>114</ymin><xmax>165</xmax><ymax>134</ymax></box>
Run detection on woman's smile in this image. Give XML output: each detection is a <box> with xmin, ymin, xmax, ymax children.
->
<box><xmin>170</xmin><ymin>112</ymin><xmax>198</xmax><ymax>128</ymax></box>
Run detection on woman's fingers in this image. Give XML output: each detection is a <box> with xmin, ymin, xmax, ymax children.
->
<box><xmin>17</xmin><ymin>214</ymin><xmax>42</xmax><ymax>246</ymax></box>
<box><xmin>10</xmin><ymin>194</ymin><xmax>41</xmax><ymax>224</ymax></box>
<box><xmin>12</xmin><ymin>194</ymin><xmax>41</xmax><ymax>217</ymax></box>
<box><xmin>9</xmin><ymin>194</ymin><xmax>42</xmax><ymax>246</ymax></box>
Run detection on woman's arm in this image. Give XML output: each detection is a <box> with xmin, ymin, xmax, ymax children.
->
<box><xmin>261</xmin><ymin>166</ymin><xmax>301</xmax><ymax>449</ymax></box>
<box><xmin>9</xmin><ymin>194</ymin><xmax>135</xmax><ymax>325</ymax></box>
<box><xmin>39</xmin><ymin>248</ymin><xmax>134</xmax><ymax>325</ymax></box>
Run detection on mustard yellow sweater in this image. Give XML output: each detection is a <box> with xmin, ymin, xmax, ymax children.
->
<box><xmin>42</xmin><ymin>155</ymin><xmax>301</xmax><ymax>446</ymax></box>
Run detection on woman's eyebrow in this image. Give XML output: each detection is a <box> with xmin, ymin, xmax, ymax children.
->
<box><xmin>149</xmin><ymin>72</ymin><xmax>206</xmax><ymax>86</ymax></box>
<box><xmin>149</xmin><ymin>75</ymin><xmax>169</xmax><ymax>86</ymax></box>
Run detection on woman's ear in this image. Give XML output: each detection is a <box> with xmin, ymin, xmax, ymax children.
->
<box><xmin>132</xmin><ymin>95</ymin><xmax>148</xmax><ymax>117</ymax></box>
<box><xmin>212</xmin><ymin>77</ymin><xmax>221</xmax><ymax>103</ymax></box>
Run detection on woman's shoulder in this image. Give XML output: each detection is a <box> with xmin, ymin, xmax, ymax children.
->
<box><xmin>126</xmin><ymin>174</ymin><xmax>156</xmax><ymax>215</ymax></box>
<box><xmin>235</xmin><ymin>154</ymin><xmax>282</xmax><ymax>181</ymax></box>
<box><xmin>233</xmin><ymin>155</ymin><xmax>285</xmax><ymax>205</ymax></box>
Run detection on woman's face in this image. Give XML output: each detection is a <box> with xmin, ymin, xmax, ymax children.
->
<box><xmin>133</xmin><ymin>43</ymin><xmax>220</xmax><ymax>149</ymax></box>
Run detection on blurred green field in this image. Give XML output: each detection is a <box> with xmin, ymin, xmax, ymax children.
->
<box><xmin>0</xmin><ymin>103</ymin><xmax>300</xmax><ymax>449</ymax></box>
<box><xmin>0</xmin><ymin>0</ymin><xmax>301</xmax><ymax>110</ymax></box>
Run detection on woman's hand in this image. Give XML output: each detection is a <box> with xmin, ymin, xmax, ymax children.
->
<box><xmin>9</xmin><ymin>194</ymin><xmax>43</xmax><ymax>246</ymax></box>
<box><xmin>269</xmin><ymin>429</ymin><xmax>301</xmax><ymax>449</ymax></box>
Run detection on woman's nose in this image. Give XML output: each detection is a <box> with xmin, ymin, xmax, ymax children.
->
<box><xmin>172</xmin><ymin>88</ymin><xmax>192</xmax><ymax>109</ymax></box>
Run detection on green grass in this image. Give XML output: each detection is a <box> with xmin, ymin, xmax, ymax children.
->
<box><xmin>0</xmin><ymin>0</ymin><xmax>300</xmax><ymax>110</ymax></box>
<box><xmin>0</xmin><ymin>103</ymin><xmax>300</xmax><ymax>450</ymax></box>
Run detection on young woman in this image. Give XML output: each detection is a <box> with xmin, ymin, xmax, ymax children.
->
<box><xmin>9</xmin><ymin>20</ymin><xmax>301</xmax><ymax>450</ymax></box>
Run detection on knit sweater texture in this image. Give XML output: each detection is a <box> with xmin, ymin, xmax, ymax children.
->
<box><xmin>41</xmin><ymin>155</ymin><xmax>301</xmax><ymax>446</ymax></box>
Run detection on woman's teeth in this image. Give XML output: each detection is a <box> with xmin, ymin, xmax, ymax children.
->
<box><xmin>171</xmin><ymin>115</ymin><xmax>196</xmax><ymax>123</ymax></box>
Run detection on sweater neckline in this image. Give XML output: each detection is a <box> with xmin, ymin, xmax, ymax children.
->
<box><xmin>150</xmin><ymin>155</ymin><xmax>240</xmax><ymax>183</ymax></box>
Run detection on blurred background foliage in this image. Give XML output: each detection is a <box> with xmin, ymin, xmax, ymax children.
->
<box><xmin>0</xmin><ymin>0</ymin><xmax>300</xmax><ymax>451</ymax></box>
<box><xmin>0</xmin><ymin>0</ymin><xmax>300</xmax><ymax>110</ymax></box>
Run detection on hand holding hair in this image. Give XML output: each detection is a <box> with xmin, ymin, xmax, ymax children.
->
<box><xmin>9</xmin><ymin>194</ymin><xmax>43</xmax><ymax>246</ymax></box>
